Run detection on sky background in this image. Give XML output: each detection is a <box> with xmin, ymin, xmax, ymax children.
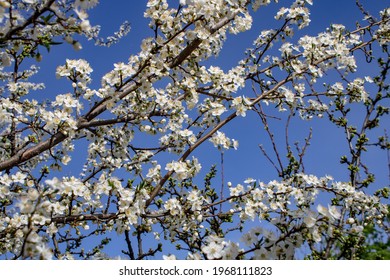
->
<box><xmin>23</xmin><ymin>0</ymin><xmax>390</xmax><ymax>259</ymax></box>
<box><xmin>49</xmin><ymin>0</ymin><xmax>388</xmax><ymax>186</ymax></box>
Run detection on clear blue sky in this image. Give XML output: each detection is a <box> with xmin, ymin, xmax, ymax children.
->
<box><xmin>29</xmin><ymin>0</ymin><xmax>389</xmax><ymax>259</ymax></box>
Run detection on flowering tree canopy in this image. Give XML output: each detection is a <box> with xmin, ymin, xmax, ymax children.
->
<box><xmin>0</xmin><ymin>0</ymin><xmax>389</xmax><ymax>260</ymax></box>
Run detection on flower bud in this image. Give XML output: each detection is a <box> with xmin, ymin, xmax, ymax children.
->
<box><xmin>73</xmin><ymin>41</ymin><xmax>82</xmax><ymax>51</ymax></box>
<box><xmin>65</xmin><ymin>35</ymin><xmax>73</xmax><ymax>44</ymax></box>
<box><xmin>35</xmin><ymin>53</ymin><xmax>42</xmax><ymax>62</ymax></box>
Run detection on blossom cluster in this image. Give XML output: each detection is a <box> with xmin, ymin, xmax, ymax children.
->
<box><xmin>156</xmin><ymin>174</ymin><xmax>388</xmax><ymax>260</ymax></box>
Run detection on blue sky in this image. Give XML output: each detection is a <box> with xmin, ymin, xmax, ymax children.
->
<box><xmin>36</xmin><ymin>0</ymin><xmax>388</xmax><ymax>184</ymax></box>
<box><xmin>25</xmin><ymin>0</ymin><xmax>389</xmax><ymax>259</ymax></box>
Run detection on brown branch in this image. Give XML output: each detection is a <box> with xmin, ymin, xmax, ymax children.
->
<box><xmin>123</xmin><ymin>230</ymin><xmax>135</xmax><ymax>260</ymax></box>
<box><xmin>0</xmin><ymin>131</ymin><xmax>68</xmax><ymax>172</ymax></box>
<box><xmin>51</xmin><ymin>213</ymin><xmax>117</xmax><ymax>224</ymax></box>
<box><xmin>0</xmin><ymin>0</ymin><xmax>56</xmax><ymax>43</ymax></box>
<box><xmin>169</xmin><ymin>7</ymin><xmax>246</xmax><ymax>68</ymax></box>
